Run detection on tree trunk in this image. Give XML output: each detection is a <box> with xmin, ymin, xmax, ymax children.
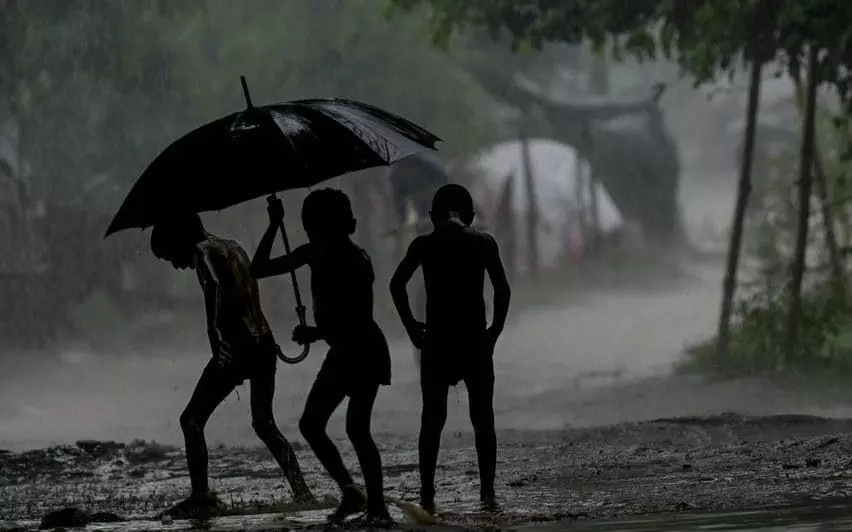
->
<box><xmin>589</xmin><ymin>51</ymin><xmax>610</xmax><ymax>95</ymax></box>
<box><xmin>783</xmin><ymin>45</ymin><xmax>820</xmax><ymax>370</ymax></box>
<box><xmin>716</xmin><ymin>58</ymin><xmax>763</xmax><ymax>358</ymax></box>
<box><xmin>791</xmin><ymin>74</ymin><xmax>846</xmax><ymax>298</ymax></box>
<box><xmin>574</xmin><ymin>144</ymin><xmax>586</xmax><ymax>226</ymax></box>
<box><xmin>519</xmin><ymin>121</ymin><xmax>539</xmax><ymax>276</ymax></box>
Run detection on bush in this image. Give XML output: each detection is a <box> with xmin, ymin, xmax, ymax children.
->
<box><xmin>682</xmin><ymin>286</ymin><xmax>852</xmax><ymax>377</ymax></box>
<box><xmin>682</xmin><ymin>102</ymin><xmax>852</xmax><ymax>379</ymax></box>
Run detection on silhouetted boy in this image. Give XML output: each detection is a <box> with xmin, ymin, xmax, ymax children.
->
<box><xmin>390</xmin><ymin>184</ymin><xmax>511</xmax><ymax>514</ymax></box>
<box><xmin>150</xmin><ymin>212</ymin><xmax>314</xmax><ymax>518</ymax></box>
<box><xmin>251</xmin><ymin>190</ymin><xmax>393</xmax><ymax>524</ymax></box>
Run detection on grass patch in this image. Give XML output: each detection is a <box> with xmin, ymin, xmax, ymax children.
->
<box><xmin>678</xmin><ymin>289</ymin><xmax>852</xmax><ymax>392</ymax></box>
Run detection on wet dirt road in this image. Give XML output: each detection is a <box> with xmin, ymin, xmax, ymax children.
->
<box><xmin>2</xmin><ymin>261</ymin><xmax>849</xmax><ymax>453</ymax></box>
<box><xmin>0</xmin><ymin>261</ymin><xmax>728</xmax><ymax>451</ymax></box>
<box><xmin>5</xmin><ymin>414</ymin><xmax>852</xmax><ymax>529</ymax></box>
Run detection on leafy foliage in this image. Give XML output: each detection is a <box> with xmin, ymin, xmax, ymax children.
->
<box><xmin>0</xmin><ymin>0</ymin><xmax>499</xmax><ymax>348</ymax></box>
<box><xmin>1</xmin><ymin>0</ymin><xmax>496</xmax><ymax>211</ymax></box>
<box><xmin>388</xmin><ymin>0</ymin><xmax>852</xmax><ymax>103</ymax></box>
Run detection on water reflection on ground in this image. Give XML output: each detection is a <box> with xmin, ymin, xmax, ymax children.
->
<box><xmin>9</xmin><ymin>500</ymin><xmax>852</xmax><ymax>531</ymax></box>
<box><xmin>565</xmin><ymin>499</ymin><xmax>852</xmax><ymax>531</ymax></box>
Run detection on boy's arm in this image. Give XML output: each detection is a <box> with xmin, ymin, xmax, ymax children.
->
<box><xmin>390</xmin><ymin>237</ymin><xmax>424</xmax><ymax>334</ymax></box>
<box><xmin>196</xmin><ymin>250</ymin><xmax>232</xmax><ymax>357</ymax></box>
<box><xmin>251</xmin><ymin>234</ymin><xmax>311</xmax><ymax>278</ymax></box>
<box><xmin>484</xmin><ymin>235</ymin><xmax>511</xmax><ymax>338</ymax></box>
<box><xmin>250</xmin><ymin>221</ymin><xmax>279</xmax><ymax>278</ymax></box>
<box><xmin>252</xmin><ymin>196</ymin><xmax>308</xmax><ymax>279</ymax></box>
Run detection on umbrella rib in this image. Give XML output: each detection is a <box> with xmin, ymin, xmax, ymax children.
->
<box><xmin>310</xmin><ymin>106</ymin><xmax>416</xmax><ymax>161</ymax></box>
<box><xmin>286</xmin><ymin>105</ymin><xmax>390</xmax><ymax>168</ymax></box>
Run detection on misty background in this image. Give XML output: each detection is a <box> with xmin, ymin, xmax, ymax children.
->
<box><xmin>0</xmin><ymin>0</ymin><xmax>837</xmax><ymax>452</ymax></box>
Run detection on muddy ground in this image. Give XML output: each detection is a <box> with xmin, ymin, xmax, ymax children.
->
<box><xmin>4</xmin><ymin>413</ymin><xmax>852</xmax><ymax>530</ymax></box>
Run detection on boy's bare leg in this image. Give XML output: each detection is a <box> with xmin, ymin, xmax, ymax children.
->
<box><xmin>465</xmin><ymin>359</ymin><xmax>497</xmax><ymax>509</ymax></box>
<box><xmin>346</xmin><ymin>384</ymin><xmax>390</xmax><ymax>519</ymax></box>
<box><xmin>299</xmin><ymin>374</ymin><xmax>365</xmax><ymax>521</ymax></box>
<box><xmin>419</xmin><ymin>377</ymin><xmax>449</xmax><ymax>513</ymax></box>
<box><xmin>181</xmin><ymin>362</ymin><xmax>236</xmax><ymax>497</ymax></box>
<box><xmin>250</xmin><ymin>370</ymin><xmax>315</xmax><ymax>503</ymax></box>
<box><xmin>166</xmin><ymin>362</ymin><xmax>235</xmax><ymax>517</ymax></box>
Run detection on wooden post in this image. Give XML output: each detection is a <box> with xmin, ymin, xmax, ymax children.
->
<box><xmin>574</xmin><ymin>146</ymin><xmax>586</xmax><ymax>234</ymax></box>
<box><xmin>494</xmin><ymin>171</ymin><xmax>516</xmax><ymax>281</ymax></box>
<box><xmin>519</xmin><ymin>120</ymin><xmax>539</xmax><ymax>276</ymax></box>
<box><xmin>584</xmin><ymin>124</ymin><xmax>601</xmax><ymax>249</ymax></box>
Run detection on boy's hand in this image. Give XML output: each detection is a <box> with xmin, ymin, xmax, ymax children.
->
<box><xmin>209</xmin><ymin>333</ymin><xmax>235</xmax><ymax>365</ymax></box>
<box><xmin>405</xmin><ymin>321</ymin><xmax>427</xmax><ymax>350</ymax></box>
<box><xmin>292</xmin><ymin>324</ymin><xmax>321</xmax><ymax>345</ymax></box>
<box><xmin>267</xmin><ymin>196</ymin><xmax>285</xmax><ymax>224</ymax></box>
<box><xmin>485</xmin><ymin>326</ymin><xmax>501</xmax><ymax>355</ymax></box>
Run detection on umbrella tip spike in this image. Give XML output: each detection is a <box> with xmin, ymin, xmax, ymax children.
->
<box><xmin>240</xmin><ymin>75</ymin><xmax>253</xmax><ymax>109</ymax></box>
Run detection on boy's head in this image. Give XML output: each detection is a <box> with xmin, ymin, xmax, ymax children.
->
<box><xmin>430</xmin><ymin>184</ymin><xmax>475</xmax><ymax>227</ymax></box>
<box><xmin>150</xmin><ymin>211</ymin><xmax>206</xmax><ymax>269</ymax></box>
<box><xmin>301</xmin><ymin>188</ymin><xmax>357</xmax><ymax>242</ymax></box>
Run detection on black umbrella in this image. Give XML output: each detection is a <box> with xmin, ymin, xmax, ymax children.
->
<box><xmin>106</xmin><ymin>76</ymin><xmax>441</xmax><ymax>363</ymax></box>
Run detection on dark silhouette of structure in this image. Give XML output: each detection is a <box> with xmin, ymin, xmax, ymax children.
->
<box><xmin>467</xmin><ymin>63</ymin><xmax>684</xmax><ymax>247</ymax></box>
<box><xmin>252</xmin><ymin>190</ymin><xmax>393</xmax><ymax>524</ymax></box>
<box><xmin>390</xmin><ymin>184</ymin><xmax>512</xmax><ymax>514</ymax></box>
<box><xmin>150</xmin><ymin>212</ymin><xmax>314</xmax><ymax>519</ymax></box>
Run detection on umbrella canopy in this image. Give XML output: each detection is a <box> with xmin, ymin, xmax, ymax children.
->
<box><xmin>105</xmin><ymin>78</ymin><xmax>440</xmax><ymax>236</ymax></box>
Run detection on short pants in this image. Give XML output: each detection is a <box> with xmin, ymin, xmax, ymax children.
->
<box><xmin>210</xmin><ymin>332</ymin><xmax>280</xmax><ymax>386</ymax></box>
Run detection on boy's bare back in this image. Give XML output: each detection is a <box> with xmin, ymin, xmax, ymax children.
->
<box><xmin>195</xmin><ymin>236</ymin><xmax>270</xmax><ymax>346</ymax></box>
<box><xmin>403</xmin><ymin>223</ymin><xmax>503</xmax><ymax>348</ymax></box>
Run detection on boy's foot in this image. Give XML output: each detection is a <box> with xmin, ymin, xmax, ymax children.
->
<box><xmin>420</xmin><ymin>497</ymin><xmax>436</xmax><ymax>515</ymax></box>
<box><xmin>480</xmin><ymin>492</ymin><xmax>500</xmax><ymax>513</ymax></box>
<box><xmin>162</xmin><ymin>493</ymin><xmax>227</xmax><ymax>520</ymax></box>
<box><xmin>292</xmin><ymin>488</ymin><xmax>318</xmax><ymax>506</ymax></box>
<box><xmin>352</xmin><ymin>509</ymin><xmax>395</xmax><ymax>529</ymax></box>
<box><xmin>479</xmin><ymin>489</ymin><xmax>500</xmax><ymax>513</ymax></box>
<box><xmin>326</xmin><ymin>485</ymin><xmax>368</xmax><ymax>522</ymax></box>
<box><xmin>420</xmin><ymin>486</ymin><xmax>436</xmax><ymax>515</ymax></box>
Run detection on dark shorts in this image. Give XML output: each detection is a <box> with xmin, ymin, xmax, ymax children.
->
<box><xmin>316</xmin><ymin>343</ymin><xmax>392</xmax><ymax>397</ymax></box>
<box><xmin>210</xmin><ymin>332</ymin><xmax>279</xmax><ymax>386</ymax></box>
<box><xmin>420</xmin><ymin>348</ymin><xmax>494</xmax><ymax>388</ymax></box>
<box><xmin>420</xmin><ymin>333</ymin><xmax>493</xmax><ymax>387</ymax></box>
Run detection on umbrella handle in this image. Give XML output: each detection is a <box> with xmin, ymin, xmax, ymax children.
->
<box><xmin>269</xmin><ymin>194</ymin><xmax>311</xmax><ymax>365</ymax></box>
<box><xmin>277</xmin><ymin>306</ymin><xmax>311</xmax><ymax>365</ymax></box>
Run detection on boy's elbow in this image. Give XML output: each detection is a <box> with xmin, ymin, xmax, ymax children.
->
<box><xmin>389</xmin><ymin>279</ymin><xmax>403</xmax><ymax>298</ymax></box>
<box><xmin>250</xmin><ymin>264</ymin><xmax>265</xmax><ymax>278</ymax></box>
<box><xmin>389</xmin><ymin>272</ymin><xmax>404</xmax><ymax>292</ymax></box>
<box><xmin>497</xmin><ymin>280</ymin><xmax>512</xmax><ymax>300</ymax></box>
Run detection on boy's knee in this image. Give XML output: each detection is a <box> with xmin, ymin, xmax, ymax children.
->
<box><xmin>470</xmin><ymin>409</ymin><xmax>495</xmax><ymax>433</ymax></box>
<box><xmin>252</xmin><ymin>416</ymin><xmax>277</xmax><ymax>439</ymax></box>
<box><xmin>345</xmin><ymin>420</ymin><xmax>370</xmax><ymax>444</ymax></box>
<box><xmin>298</xmin><ymin>414</ymin><xmax>320</xmax><ymax>440</ymax></box>
<box><xmin>468</xmin><ymin>397</ymin><xmax>494</xmax><ymax>428</ymax></box>
<box><xmin>180</xmin><ymin>410</ymin><xmax>203</xmax><ymax>433</ymax></box>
